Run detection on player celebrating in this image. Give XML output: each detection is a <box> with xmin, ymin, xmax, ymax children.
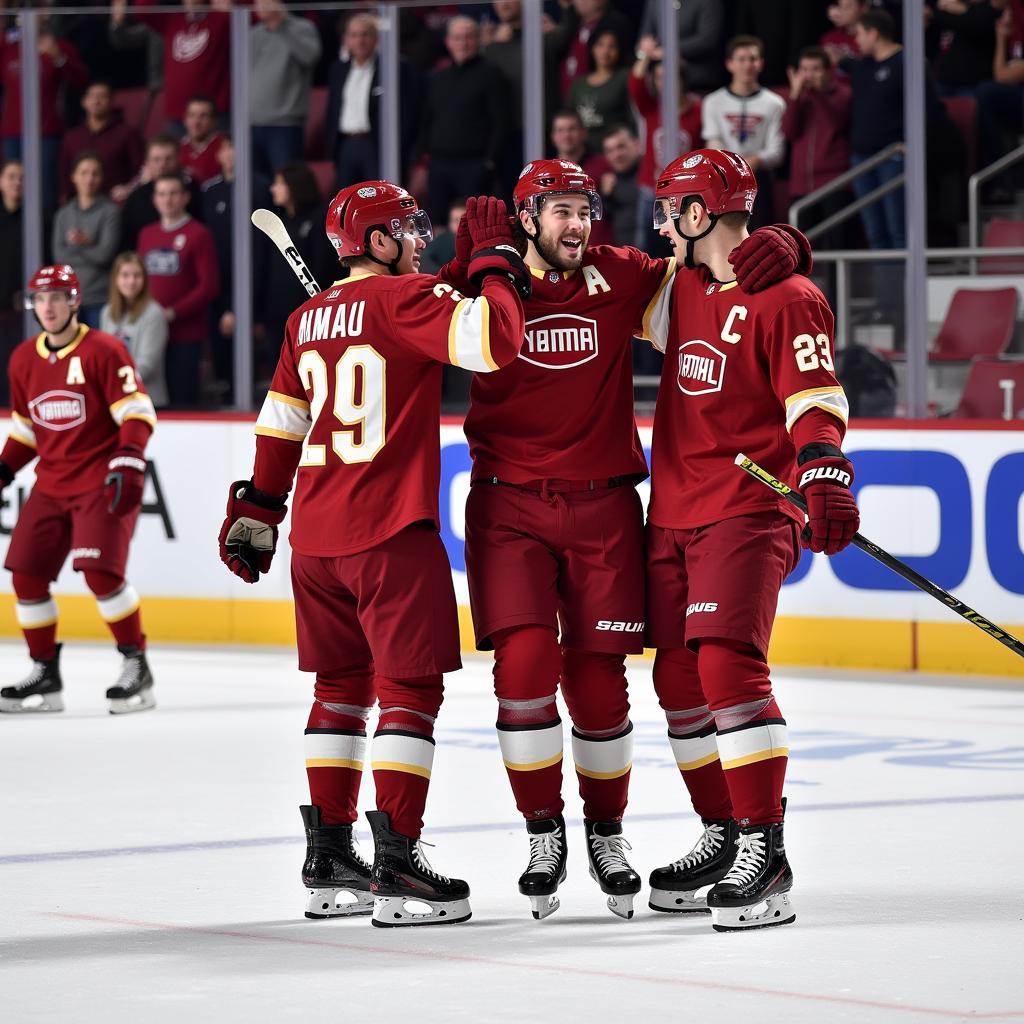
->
<box><xmin>441</xmin><ymin>159</ymin><xmax>811</xmax><ymax>920</ymax></box>
<box><xmin>219</xmin><ymin>184</ymin><xmax>528</xmax><ymax>928</ymax></box>
<box><xmin>0</xmin><ymin>264</ymin><xmax>157</xmax><ymax>715</ymax></box>
<box><xmin>644</xmin><ymin>149</ymin><xmax>858</xmax><ymax>930</ymax></box>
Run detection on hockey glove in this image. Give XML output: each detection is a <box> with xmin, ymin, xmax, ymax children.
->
<box><xmin>218</xmin><ymin>479</ymin><xmax>288</xmax><ymax>584</ymax></box>
<box><xmin>465</xmin><ymin>196</ymin><xmax>532</xmax><ymax>300</ymax></box>
<box><xmin>104</xmin><ymin>447</ymin><xmax>147</xmax><ymax>517</ymax></box>
<box><xmin>730</xmin><ymin>224</ymin><xmax>813</xmax><ymax>293</ymax></box>
<box><xmin>796</xmin><ymin>443</ymin><xmax>859</xmax><ymax>555</ymax></box>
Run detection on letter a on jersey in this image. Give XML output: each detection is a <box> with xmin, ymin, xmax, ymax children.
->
<box><xmin>66</xmin><ymin>356</ymin><xmax>85</xmax><ymax>386</ymax></box>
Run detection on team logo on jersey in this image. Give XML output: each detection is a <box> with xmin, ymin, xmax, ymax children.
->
<box><xmin>172</xmin><ymin>26</ymin><xmax>210</xmax><ymax>63</ymax></box>
<box><xmin>677</xmin><ymin>340</ymin><xmax>726</xmax><ymax>396</ymax></box>
<box><xmin>144</xmin><ymin>249</ymin><xmax>181</xmax><ymax>276</ymax></box>
<box><xmin>520</xmin><ymin>314</ymin><xmax>599</xmax><ymax>370</ymax></box>
<box><xmin>28</xmin><ymin>390</ymin><xmax>86</xmax><ymax>431</ymax></box>
<box><xmin>173</xmin><ymin>234</ymin><xmax>187</xmax><ymax>251</ymax></box>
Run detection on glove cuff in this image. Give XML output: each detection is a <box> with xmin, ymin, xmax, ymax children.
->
<box><xmin>468</xmin><ymin>246</ymin><xmax>532</xmax><ymax>300</ymax></box>
<box><xmin>797</xmin><ymin>442</ymin><xmax>846</xmax><ymax>466</ymax></box>
<box><xmin>230</xmin><ymin>479</ymin><xmax>288</xmax><ymax>516</ymax></box>
<box><xmin>109</xmin><ymin>447</ymin><xmax>147</xmax><ymax>474</ymax></box>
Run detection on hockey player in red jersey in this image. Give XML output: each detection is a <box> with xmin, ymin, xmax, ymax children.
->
<box><xmin>0</xmin><ymin>264</ymin><xmax>158</xmax><ymax>715</ymax></box>
<box><xmin>644</xmin><ymin>149</ymin><xmax>859</xmax><ymax>930</ymax></box>
<box><xmin>218</xmin><ymin>183</ymin><xmax>528</xmax><ymax>927</ymax></box>
<box><xmin>440</xmin><ymin>158</ymin><xmax>813</xmax><ymax>920</ymax></box>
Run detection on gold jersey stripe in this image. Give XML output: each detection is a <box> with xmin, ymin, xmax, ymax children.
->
<box><xmin>502</xmin><ymin>751</ymin><xmax>564</xmax><ymax>773</ymax></box>
<box><xmin>574</xmin><ymin>762</ymin><xmax>632</xmax><ymax>781</ymax></box>
<box><xmin>676</xmin><ymin>751</ymin><xmax>722</xmax><ymax>772</ymax></box>
<box><xmin>721</xmin><ymin>747</ymin><xmax>790</xmax><ymax>771</ymax></box>
<box><xmin>305</xmin><ymin>758</ymin><xmax>364</xmax><ymax>771</ymax></box>
<box><xmin>371</xmin><ymin>760</ymin><xmax>432</xmax><ymax>779</ymax></box>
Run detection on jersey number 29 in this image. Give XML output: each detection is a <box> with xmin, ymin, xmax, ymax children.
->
<box><xmin>297</xmin><ymin>346</ymin><xmax>386</xmax><ymax>466</ymax></box>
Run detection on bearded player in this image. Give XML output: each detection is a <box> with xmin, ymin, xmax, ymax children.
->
<box><xmin>219</xmin><ymin>184</ymin><xmax>528</xmax><ymax>927</ymax></box>
<box><xmin>643</xmin><ymin>149</ymin><xmax>858</xmax><ymax>931</ymax></box>
<box><xmin>0</xmin><ymin>264</ymin><xmax>157</xmax><ymax>715</ymax></box>
<box><xmin>441</xmin><ymin>159</ymin><xmax>812</xmax><ymax>920</ymax></box>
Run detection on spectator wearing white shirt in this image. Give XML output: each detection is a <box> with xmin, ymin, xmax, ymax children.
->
<box><xmin>702</xmin><ymin>35</ymin><xmax>786</xmax><ymax>227</ymax></box>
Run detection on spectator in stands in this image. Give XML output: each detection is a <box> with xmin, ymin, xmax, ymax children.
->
<box><xmin>1</xmin><ymin>18</ymin><xmax>88</xmax><ymax>212</ymax></box>
<box><xmin>734</xmin><ymin>0</ymin><xmax>832</xmax><ymax>87</ymax></box>
<box><xmin>636</xmin><ymin>0</ymin><xmax>726</xmax><ymax>94</ymax></box>
<box><xmin>560</xmin><ymin>0</ymin><xmax>634</xmax><ymax>97</ymax></box>
<box><xmin>52</xmin><ymin>154</ymin><xmax>121</xmax><ymax>327</ymax></box>
<box><xmin>108</xmin><ymin>5</ymin><xmax>164</xmax><ymax>101</ymax></box>
<box><xmin>976</xmin><ymin>6</ymin><xmax>1024</xmax><ymax>194</ymax></box>
<box><xmin>59</xmin><ymin>81</ymin><xmax>145</xmax><ymax>206</ymax></box>
<box><xmin>100</xmin><ymin>252</ymin><xmax>168</xmax><ymax>408</ymax></box>
<box><xmin>926</xmin><ymin>0</ymin><xmax>1000</xmax><ymax>96</ymax></box>
<box><xmin>420</xmin><ymin>197</ymin><xmax>466</xmax><ymax>276</ymax></box>
<box><xmin>567</xmin><ymin>28</ymin><xmax>633</xmax><ymax>151</ymax></box>
<box><xmin>0</xmin><ymin>159</ymin><xmax>23</xmax><ymax>404</ymax></box>
<box><xmin>599</xmin><ymin>124</ymin><xmax>641</xmax><ymax>247</ymax></box>
<box><xmin>251</xmin><ymin>0</ymin><xmax>322</xmax><ymax>181</ymax></box>
<box><xmin>782</xmin><ymin>46</ymin><xmax>852</xmax><ymax>247</ymax></box>
<box><xmin>702</xmin><ymin>35</ymin><xmax>786</xmax><ymax>227</ymax></box>
<box><xmin>419</xmin><ymin>16</ymin><xmax>509</xmax><ymax>223</ymax></box>
<box><xmin>113</xmin><ymin>0</ymin><xmax>232</xmax><ymax>136</ymax></box>
<box><xmin>179</xmin><ymin>97</ymin><xmax>224</xmax><ymax>189</ymax></box>
<box><xmin>255</xmin><ymin>162</ymin><xmax>335</xmax><ymax>379</ymax></box>
<box><xmin>120</xmin><ymin>135</ymin><xmax>200</xmax><ymax>252</ymax></box>
<box><xmin>202</xmin><ymin>135</ymin><xmax>271</xmax><ymax>405</ymax></box>
<box><xmin>549</xmin><ymin>108</ymin><xmax>613</xmax><ymax>244</ymax></box>
<box><xmin>137</xmin><ymin>171</ymin><xmax>219</xmax><ymax>407</ymax></box>
<box><xmin>822</xmin><ymin>0</ymin><xmax>869</xmax><ymax>66</ymax></box>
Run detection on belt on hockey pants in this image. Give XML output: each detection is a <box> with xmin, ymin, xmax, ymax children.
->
<box><xmin>472</xmin><ymin>475</ymin><xmax>630</xmax><ymax>494</ymax></box>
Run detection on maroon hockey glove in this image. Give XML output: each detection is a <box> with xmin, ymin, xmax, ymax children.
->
<box><xmin>730</xmin><ymin>224</ymin><xmax>813</xmax><ymax>293</ymax></box>
<box><xmin>796</xmin><ymin>443</ymin><xmax>859</xmax><ymax>555</ymax></box>
<box><xmin>465</xmin><ymin>196</ymin><xmax>532</xmax><ymax>300</ymax></box>
<box><xmin>218</xmin><ymin>480</ymin><xmax>288</xmax><ymax>584</ymax></box>
<box><xmin>104</xmin><ymin>447</ymin><xmax>147</xmax><ymax>517</ymax></box>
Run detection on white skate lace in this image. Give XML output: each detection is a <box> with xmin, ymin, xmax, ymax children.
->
<box><xmin>720</xmin><ymin>832</ymin><xmax>766</xmax><ymax>886</ymax></box>
<box><xmin>114</xmin><ymin>656</ymin><xmax>144</xmax><ymax>691</ymax></box>
<box><xmin>526</xmin><ymin>830</ymin><xmax>563</xmax><ymax>877</ymax></box>
<box><xmin>412</xmin><ymin>841</ymin><xmax>450</xmax><ymax>883</ymax></box>
<box><xmin>590</xmin><ymin>833</ymin><xmax>633</xmax><ymax>875</ymax></box>
<box><xmin>670</xmin><ymin>823</ymin><xmax>724</xmax><ymax>873</ymax></box>
<box><xmin>12</xmin><ymin>663</ymin><xmax>48</xmax><ymax>691</ymax></box>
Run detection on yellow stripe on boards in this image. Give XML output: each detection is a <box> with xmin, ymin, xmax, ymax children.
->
<box><xmin>575</xmin><ymin>762</ymin><xmax>632</xmax><ymax>780</ymax></box>
<box><xmin>503</xmin><ymin>751</ymin><xmax>564</xmax><ymax>773</ymax></box>
<box><xmin>305</xmin><ymin>758</ymin><xmax>364</xmax><ymax>770</ymax></box>
<box><xmin>722</xmin><ymin>747</ymin><xmax>790</xmax><ymax>771</ymax></box>
<box><xmin>677</xmin><ymin>751</ymin><xmax>721</xmax><ymax>772</ymax></box>
<box><xmin>370</xmin><ymin>761</ymin><xmax>432</xmax><ymax>779</ymax></box>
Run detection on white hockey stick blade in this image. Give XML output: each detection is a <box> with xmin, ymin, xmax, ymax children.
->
<box><xmin>250</xmin><ymin>207</ymin><xmax>322</xmax><ymax>297</ymax></box>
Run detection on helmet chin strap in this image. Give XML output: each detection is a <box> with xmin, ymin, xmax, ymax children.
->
<box><xmin>676</xmin><ymin>211</ymin><xmax>719</xmax><ymax>270</ymax></box>
<box><xmin>32</xmin><ymin>303</ymin><xmax>77</xmax><ymax>341</ymax></box>
<box><xmin>363</xmin><ymin>228</ymin><xmax>406</xmax><ymax>276</ymax></box>
<box><xmin>526</xmin><ymin>219</ymin><xmax>572</xmax><ymax>273</ymax></box>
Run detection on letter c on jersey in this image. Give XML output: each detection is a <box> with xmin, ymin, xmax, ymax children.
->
<box><xmin>720</xmin><ymin>305</ymin><xmax>747</xmax><ymax>345</ymax></box>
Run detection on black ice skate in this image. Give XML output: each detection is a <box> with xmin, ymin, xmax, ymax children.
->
<box><xmin>0</xmin><ymin>644</ymin><xmax>64</xmax><ymax>713</ymax></box>
<box><xmin>300</xmin><ymin>804</ymin><xmax>374</xmax><ymax>919</ymax></box>
<box><xmin>706</xmin><ymin>818</ymin><xmax>795</xmax><ymax>932</ymax></box>
<box><xmin>649</xmin><ymin>818</ymin><xmax>739</xmax><ymax>914</ymax></box>
<box><xmin>585</xmin><ymin>820</ymin><xmax>641</xmax><ymax>920</ymax></box>
<box><xmin>518</xmin><ymin>815</ymin><xmax>568</xmax><ymax>920</ymax></box>
<box><xmin>106</xmin><ymin>645</ymin><xmax>156</xmax><ymax>715</ymax></box>
<box><xmin>366</xmin><ymin>810</ymin><xmax>472</xmax><ymax>928</ymax></box>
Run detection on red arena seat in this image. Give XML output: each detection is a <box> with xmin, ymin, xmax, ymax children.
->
<box><xmin>981</xmin><ymin>219</ymin><xmax>1024</xmax><ymax>275</ymax></box>
<box><xmin>954</xmin><ymin>359</ymin><xmax>1024</xmax><ymax>418</ymax></box>
<box><xmin>931</xmin><ymin>287</ymin><xmax>1018</xmax><ymax>362</ymax></box>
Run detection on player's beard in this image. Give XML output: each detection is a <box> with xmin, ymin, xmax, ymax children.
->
<box><xmin>533</xmin><ymin>226</ymin><xmax>588</xmax><ymax>272</ymax></box>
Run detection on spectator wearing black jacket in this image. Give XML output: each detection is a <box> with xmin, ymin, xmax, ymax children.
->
<box><xmin>926</xmin><ymin>0</ymin><xmax>1000</xmax><ymax>96</ymax></box>
<box><xmin>119</xmin><ymin>135</ymin><xmax>201</xmax><ymax>252</ymax></box>
<box><xmin>419</xmin><ymin>16</ymin><xmax>510</xmax><ymax>223</ymax></box>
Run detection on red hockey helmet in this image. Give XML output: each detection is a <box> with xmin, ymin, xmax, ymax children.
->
<box><xmin>513</xmin><ymin>159</ymin><xmax>603</xmax><ymax>220</ymax></box>
<box><xmin>24</xmin><ymin>263</ymin><xmax>81</xmax><ymax>309</ymax></box>
<box><xmin>653</xmin><ymin>149</ymin><xmax>757</xmax><ymax>229</ymax></box>
<box><xmin>325</xmin><ymin>180</ymin><xmax>431</xmax><ymax>258</ymax></box>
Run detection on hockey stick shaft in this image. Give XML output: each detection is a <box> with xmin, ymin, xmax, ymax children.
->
<box><xmin>250</xmin><ymin>208</ymin><xmax>322</xmax><ymax>297</ymax></box>
<box><xmin>734</xmin><ymin>453</ymin><xmax>1024</xmax><ymax>659</ymax></box>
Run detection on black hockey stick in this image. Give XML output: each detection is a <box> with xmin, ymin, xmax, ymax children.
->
<box><xmin>251</xmin><ymin>208</ymin><xmax>322</xmax><ymax>296</ymax></box>
<box><xmin>734</xmin><ymin>453</ymin><xmax>1024</xmax><ymax>659</ymax></box>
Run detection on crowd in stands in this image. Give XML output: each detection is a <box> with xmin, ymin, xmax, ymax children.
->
<box><xmin>0</xmin><ymin>0</ymin><xmax>1022</xmax><ymax>408</ymax></box>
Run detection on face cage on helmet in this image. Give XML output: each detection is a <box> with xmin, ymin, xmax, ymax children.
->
<box><xmin>520</xmin><ymin>190</ymin><xmax>603</xmax><ymax>222</ymax></box>
<box><xmin>24</xmin><ymin>287</ymin><xmax>79</xmax><ymax>311</ymax></box>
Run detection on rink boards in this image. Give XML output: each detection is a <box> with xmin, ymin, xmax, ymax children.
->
<box><xmin>0</xmin><ymin>416</ymin><xmax>1021</xmax><ymax>677</ymax></box>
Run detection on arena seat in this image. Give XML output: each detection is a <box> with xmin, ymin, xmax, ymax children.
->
<box><xmin>981</xmin><ymin>218</ymin><xmax>1024</xmax><ymax>275</ymax></box>
<box><xmin>930</xmin><ymin>287</ymin><xmax>1018</xmax><ymax>362</ymax></box>
<box><xmin>305</xmin><ymin>86</ymin><xmax>328</xmax><ymax>160</ymax></box>
<box><xmin>954</xmin><ymin>359</ymin><xmax>1024</xmax><ymax>418</ymax></box>
<box><xmin>114</xmin><ymin>87</ymin><xmax>150</xmax><ymax>131</ymax></box>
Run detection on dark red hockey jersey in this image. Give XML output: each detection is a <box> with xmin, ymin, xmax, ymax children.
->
<box><xmin>255</xmin><ymin>270</ymin><xmax>525</xmax><ymax>557</ymax></box>
<box><xmin>6</xmin><ymin>325</ymin><xmax>156</xmax><ymax>497</ymax></box>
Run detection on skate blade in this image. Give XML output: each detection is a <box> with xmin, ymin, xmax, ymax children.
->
<box><xmin>305</xmin><ymin>886</ymin><xmax>374</xmax><ymax>919</ymax></box>
<box><xmin>371</xmin><ymin>895</ymin><xmax>472</xmax><ymax>928</ymax></box>
<box><xmin>648</xmin><ymin>885</ymin><xmax>711</xmax><ymax>914</ymax></box>
<box><xmin>0</xmin><ymin>693</ymin><xmax>64</xmax><ymax>713</ymax></box>
<box><xmin>108</xmin><ymin>691</ymin><xmax>156</xmax><ymax>715</ymax></box>
<box><xmin>710</xmin><ymin>891</ymin><xmax>795</xmax><ymax>932</ymax></box>
<box><xmin>529</xmin><ymin>893</ymin><xmax>560</xmax><ymax>920</ymax></box>
<box><xmin>588</xmin><ymin>866</ymin><xmax>639</xmax><ymax>920</ymax></box>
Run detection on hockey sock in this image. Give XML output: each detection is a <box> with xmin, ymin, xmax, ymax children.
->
<box><xmin>561</xmin><ymin>648</ymin><xmax>632</xmax><ymax>822</ymax></box>
<box><xmin>305</xmin><ymin>666</ymin><xmax>375</xmax><ymax>826</ymax></box>
<box><xmin>653</xmin><ymin>647</ymin><xmax>733</xmax><ymax>820</ymax></box>
<box><xmin>85</xmin><ymin>571</ymin><xmax>144</xmax><ymax>650</ymax></box>
<box><xmin>12</xmin><ymin>573</ymin><xmax>58</xmax><ymax>662</ymax></box>
<box><xmin>493</xmin><ymin>626</ymin><xmax>565</xmax><ymax>821</ymax></box>
<box><xmin>700</xmin><ymin>638</ymin><xmax>787</xmax><ymax>825</ymax></box>
<box><xmin>372</xmin><ymin>673</ymin><xmax>443</xmax><ymax>840</ymax></box>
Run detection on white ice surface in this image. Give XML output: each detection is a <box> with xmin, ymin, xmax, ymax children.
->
<box><xmin>1</xmin><ymin>642</ymin><xmax>1023</xmax><ymax>1024</ymax></box>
